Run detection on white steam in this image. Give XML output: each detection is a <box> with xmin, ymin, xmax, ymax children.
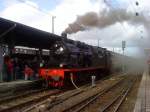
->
<box><xmin>64</xmin><ymin>7</ymin><xmax>149</xmax><ymax>34</ymax></box>
<box><xmin>63</xmin><ymin>0</ymin><xmax>150</xmax><ymax>59</ymax></box>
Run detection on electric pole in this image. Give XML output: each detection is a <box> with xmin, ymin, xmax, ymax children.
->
<box><xmin>98</xmin><ymin>39</ymin><xmax>100</xmax><ymax>47</ymax></box>
<box><xmin>52</xmin><ymin>16</ymin><xmax>56</xmax><ymax>33</ymax></box>
<box><xmin>122</xmin><ymin>40</ymin><xmax>126</xmax><ymax>72</ymax></box>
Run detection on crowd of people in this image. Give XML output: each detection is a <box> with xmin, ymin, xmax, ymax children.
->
<box><xmin>1</xmin><ymin>55</ymin><xmax>40</xmax><ymax>82</ymax></box>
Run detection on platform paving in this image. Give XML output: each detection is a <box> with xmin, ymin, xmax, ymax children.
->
<box><xmin>0</xmin><ymin>80</ymin><xmax>42</xmax><ymax>97</ymax></box>
<box><xmin>134</xmin><ymin>70</ymin><xmax>150</xmax><ymax>112</ymax></box>
<box><xmin>0</xmin><ymin>80</ymin><xmax>32</xmax><ymax>86</ymax></box>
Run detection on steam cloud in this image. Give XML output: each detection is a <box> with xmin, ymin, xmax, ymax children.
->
<box><xmin>64</xmin><ymin>1</ymin><xmax>150</xmax><ymax>60</ymax></box>
<box><xmin>64</xmin><ymin>2</ymin><xmax>150</xmax><ymax>34</ymax></box>
<box><xmin>63</xmin><ymin>1</ymin><xmax>150</xmax><ymax>56</ymax></box>
<box><xmin>63</xmin><ymin>1</ymin><xmax>150</xmax><ymax>73</ymax></box>
<box><xmin>64</xmin><ymin>10</ymin><xmax>128</xmax><ymax>34</ymax></box>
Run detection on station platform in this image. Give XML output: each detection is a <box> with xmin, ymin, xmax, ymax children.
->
<box><xmin>0</xmin><ymin>80</ymin><xmax>33</xmax><ymax>86</ymax></box>
<box><xmin>134</xmin><ymin>70</ymin><xmax>150</xmax><ymax>112</ymax></box>
<box><xmin>0</xmin><ymin>80</ymin><xmax>42</xmax><ymax>97</ymax></box>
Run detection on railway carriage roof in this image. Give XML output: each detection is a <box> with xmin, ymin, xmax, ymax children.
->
<box><xmin>0</xmin><ymin>17</ymin><xmax>61</xmax><ymax>49</ymax></box>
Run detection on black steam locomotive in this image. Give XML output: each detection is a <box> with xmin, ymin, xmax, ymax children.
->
<box><xmin>47</xmin><ymin>37</ymin><xmax>111</xmax><ymax>68</ymax></box>
<box><xmin>39</xmin><ymin>34</ymin><xmax>112</xmax><ymax>87</ymax></box>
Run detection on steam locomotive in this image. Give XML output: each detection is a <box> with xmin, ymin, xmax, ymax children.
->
<box><xmin>39</xmin><ymin>34</ymin><xmax>112</xmax><ymax>87</ymax></box>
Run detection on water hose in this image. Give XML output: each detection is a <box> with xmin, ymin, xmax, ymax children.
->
<box><xmin>70</xmin><ymin>73</ymin><xmax>80</xmax><ymax>90</ymax></box>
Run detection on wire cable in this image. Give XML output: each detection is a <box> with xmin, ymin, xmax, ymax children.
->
<box><xmin>104</xmin><ymin>0</ymin><xmax>129</xmax><ymax>36</ymax></box>
<box><xmin>16</xmin><ymin>0</ymin><xmax>53</xmax><ymax>16</ymax></box>
<box><xmin>106</xmin><ymin>0</ymin><xmax>144</xmax><ymax>40</ymax></box>
<box><xmin>127</xmin><ymin>0</ymin><xmax>145</xmax><ymax>38</ymax></box>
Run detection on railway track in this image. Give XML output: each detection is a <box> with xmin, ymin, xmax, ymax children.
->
<box><xmin>0</xmin><ymin>88</ymin><xmax>47</xmax><ymax>103</ymax></box>
<box><xmin>0</xmin><ymin>77</ymin><xmax>104</xmax><ymax>112</ymax></box>
<box><xmin>0</xmin><ymin>89</ymin><xmax>61</xmax><ymax>112</ymax></box>
<box><xmin>99</xmin><ymin>82</ymin><xmax>133</xmax><ymax>112</ymax></box>
<box><xmin>61</xmin><ymin>76</ymin><xmax>136</xmax><ymax>112</ymax></box>
<box><xmin>31</xmin><ymin>74</ymin><xmax>133</xmax><ymax>112</ymax></box>
<box><xmin>21</xmin><ymin>74</ymin><xmax>124</xmax><ymax>112</ymax></box>
<box><xmin>22</xmin><ymin>79</ymin><xmax>101</xmax><ymax>112</ymax></box>
<box><xmin>0</xmin><ymin>74</ymin><xmax>127</xmax><ymax>112</ymax></box>
<box><xmin>31</xmin><ymin>74</ymin><xmax>126</xmax><ymax>112</ymax></box>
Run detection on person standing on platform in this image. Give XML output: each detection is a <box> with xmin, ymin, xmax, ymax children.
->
<box><xmin>0</xmin><ymin>47</ymin><xmax>3</xmax><ymax>82</ymax></box>
<box><xmin>2</xmin><ymin>56</ymin><xmax>8</xmax><ymax>82</ymax></box>
<box><xmin>8</xmin><ymin>59</ymin><xmax>13</xmax><ymax>81</ymax></box>
<box><xmin>13</xmin><ymin>58</ymin><xmax>20</xmax><ymax>80</ymax></box>
<box><xmin>2</xmin><ymin>55</ymin><xmax>12</xmax><ymax>82</ymax></box>
<box><xmin>24</xmin><ymin>65</ymin><xmax>34</xmax><ymax>80</ymax></box>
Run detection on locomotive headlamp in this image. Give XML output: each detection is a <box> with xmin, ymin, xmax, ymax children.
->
<box><xmin>60</xmin><ymin>64</ymin><xmax>63</xmax><ymax>67</ymax></box>
<box><xmin>60</xmin><ymin>47</ymin><xmax>64</xmax><ymax>52</ymax></box>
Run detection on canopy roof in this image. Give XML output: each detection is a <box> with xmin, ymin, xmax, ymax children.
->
<box><xmin>0</xmin><ymin>17</ymin><xmax>61</xmax><ymax>49</ymax></box>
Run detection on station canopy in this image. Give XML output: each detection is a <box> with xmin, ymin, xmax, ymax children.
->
<box><xmin>0</xmin><ymin>17</ymin><xmax>61</xmax><ymax>49</ymax></box>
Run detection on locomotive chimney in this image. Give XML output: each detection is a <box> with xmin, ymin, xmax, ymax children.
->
<box><xmin>61</xmin><ymin>32</ymin><xmax>67</xmax><ymax>38</ymax></box>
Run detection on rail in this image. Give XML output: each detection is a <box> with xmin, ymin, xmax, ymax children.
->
<box><xmin>0</xmin><ymin>90</ymin><xmax>60</xmax><ymax>112</ymax></box>
<box><xmin>62</xmin><ymin>78</ymin><xmax>125</xmax><ymax>112</ymax></box>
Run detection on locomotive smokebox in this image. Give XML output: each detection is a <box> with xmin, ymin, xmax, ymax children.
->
<box><xmin>61</xmin><ymin>32</ymin><xmax>67</xmax><ymax>38</ymax></box>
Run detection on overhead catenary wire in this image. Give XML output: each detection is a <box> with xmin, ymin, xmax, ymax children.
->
<box><xmin>106</xmin><ymin>0</ymin><xmax>144</xmax><ymax>40</ymax></box>
<box><xmin>127</xmin><ymin>0</ymin><xmax>145</xmax><ymax>38</ymax></box>
<box><xmin>127</xmin><ymin>1</ymin><xmax>143</xmax><ymax>26</ymax></box>
<box><xmin>103</xmin><ymin>0</ymin><xmax>142</xmax><ymax>53</ymax></box>
<box><xmin>112</xmin><ymin>0</ymin><xmax>146</xmax><ymax>50</ymax></box>
<box><xmin>128</xmin><ymin>0</ymin><xmax>139</xmax><ymax>14</ymax></box>
<box><xmin>16</xmin><ymin>0</ymin><xmax>57</xmax><ymax>33</ymax></box>
<box><xmin>101</xmin><ymin>0</ymin><xmax>130</xmax><ymax>52</ymax></box>
<box><xmin>104</xmin><ymin>0</ymin><xmax>129</xmax><ymax>37</ymax></box>
<box><xmin>16</xmin><ymin>0</ymin><xmax>53</xmax><ymax>16</ymax></box>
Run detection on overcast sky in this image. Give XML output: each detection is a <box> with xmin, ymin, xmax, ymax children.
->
<box><xmin>0</xmin><ymin>0</ymin><xmax>150</xmax><ymax>57</ymax></box>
